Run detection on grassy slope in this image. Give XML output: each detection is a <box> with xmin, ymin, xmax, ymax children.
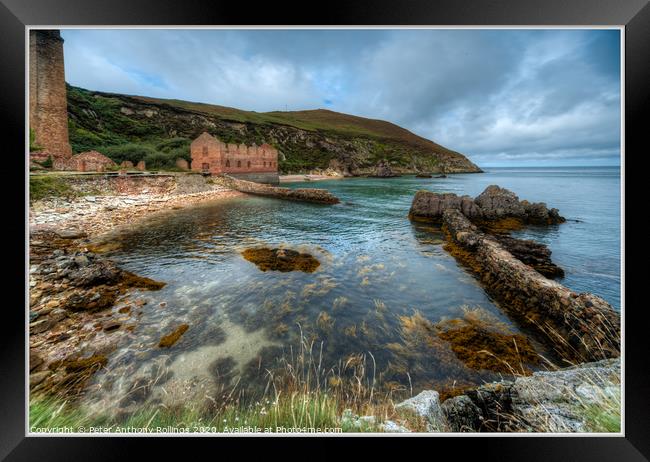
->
<box><xmin>129</xmin><ymin>94</ymin><xmax>463</xmax><ymax>157</ymax></box>
<box><xmin>66</xmin><ymin>85</ymin><xmax>482</xmax><ymax>174</ymax></box>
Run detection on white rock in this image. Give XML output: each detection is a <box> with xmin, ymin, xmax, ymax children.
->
<box><xmin>382</xmin><ymin>420</ymin><xmax>411</xmax><ymax>433</ymax></box>
<box><xmin>394</xmin><ymin>390</ymin><xmax>447</xmax><ymax>431</ymax></box>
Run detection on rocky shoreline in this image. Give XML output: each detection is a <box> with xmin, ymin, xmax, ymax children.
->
<box><xmin>29</xmin><ymin>230</ymin><xmax>166</xmax><ymax>397</ymax></box>
<box><xmin>376</xmin><ymin>357</ymin><xmax>620</xmax><ymax>433</ymax></box>
<box><xmin>408</xmin><ymin>185</ymin><xmax>620</xmax><ymax>364</ymax></box>
<box><xmin>30</xmin><ymin>186</ymin><xmax>245</xmax><ymax>239</ymax></box>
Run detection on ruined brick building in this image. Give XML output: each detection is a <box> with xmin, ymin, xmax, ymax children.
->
<box><xmin>29</xmin><ymin>30</ymin><xmax>73</xmax><ymax>160</ymax></box>
<box><xmin>190</xmin><ymin>132</ymin><xmax>279</xmax><ymax>184</ymax></box>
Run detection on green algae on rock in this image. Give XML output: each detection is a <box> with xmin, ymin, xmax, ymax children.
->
<box><xmin>241</xmin><ymin>247</ymin><xmax>320</xmax><ymax>273</ymax></box>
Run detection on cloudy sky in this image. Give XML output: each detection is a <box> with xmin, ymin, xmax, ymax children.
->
<box><xmin>60</xmin><ymin>29</ymin><xmax>621</xmax><ymax>167</ymax></box>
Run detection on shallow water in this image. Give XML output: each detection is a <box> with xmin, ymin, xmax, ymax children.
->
<box><xmin>83</xmin><ymin>167</ymin><xmax>621</xmax><ymax>412</ymax></box>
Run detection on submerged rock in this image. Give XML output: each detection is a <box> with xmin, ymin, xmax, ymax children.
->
<box><xmin>158</xmin><ymin>324</ymin><xmax>189</xmax><ymax>348</ymax></box>
<box><xmin>241</xmin><ymin>247</ymin><xmax>320</xmax><ymax>273</ymax></box>
<box><xmin>437</xmin><ymin>320</ymin><xmax>540</xmax><ymax>374</ymax></box>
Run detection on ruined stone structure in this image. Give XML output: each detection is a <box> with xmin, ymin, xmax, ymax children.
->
<box><xmin>29</xmin><ymin>30</ymin><xmax>72</xmax><ymax>160</ymax></box>
<box><xmin>190</xmin><ymin>132</ymin><xmax>279</xmax><ymax>184</ymax></box>
<box><xmin>53</xmin><ymin>151</ymin><xmax>116</xmax><ymax>172</ymax></box>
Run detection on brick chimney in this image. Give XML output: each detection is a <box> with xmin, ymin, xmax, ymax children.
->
<box><xmin>29</xmin><ymin>30</ymin><xmax>73</xmax><ymax>159</ymax></box>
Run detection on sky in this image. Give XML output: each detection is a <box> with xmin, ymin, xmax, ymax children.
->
<box><xmin>60</xmin><ymin>29</ymin><xmax>621</xmax><ymax>167</ymax></box>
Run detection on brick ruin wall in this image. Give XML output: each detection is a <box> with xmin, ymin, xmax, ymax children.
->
<box><xmin>190</xmin><ymin>135</ymin><xmax>278</xmax><ymax>175</ymax></box>
<box><xmin>53</xmin><ymin>151</ymin><xmax>116</xmax><ymax>172</ymax></box>
<box><xmin>29</xmin><ymin>30</ymin><xmax>72</xmax><ymax>159</ymax></box>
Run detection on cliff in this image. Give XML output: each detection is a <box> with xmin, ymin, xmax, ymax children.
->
<box><xmin>65</xmin><ymin>85</ymin><xmax>482</xmax><ymax>175</ymax></box>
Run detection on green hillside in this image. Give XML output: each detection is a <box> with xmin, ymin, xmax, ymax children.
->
<box><xmin>66</xmin><ymin>85</ymin><xmax>482</xmax><ymax>174</ymax></box>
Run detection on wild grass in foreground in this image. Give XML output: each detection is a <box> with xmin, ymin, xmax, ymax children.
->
<box><xmin>30</xmin><ymin>392</ymin><xmax>379</xmax><ymax>433</ymax></box>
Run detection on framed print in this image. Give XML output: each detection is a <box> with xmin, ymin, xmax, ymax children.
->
<box><xmin>1</xmin><ymin>0</ymin><xmax>647</xmax><ymax>459</ymax></box>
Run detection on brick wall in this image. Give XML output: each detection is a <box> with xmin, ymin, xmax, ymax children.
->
<box><xmin>190</xmin><ymin>132</ymin><xmax>278</xmax><ymax>176</ymax></box>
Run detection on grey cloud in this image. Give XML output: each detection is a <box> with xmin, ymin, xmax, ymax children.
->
<box><xmin>60</xmin><ymin>29</ymin><xmax>621</xmax><ymax>166</ymax></box>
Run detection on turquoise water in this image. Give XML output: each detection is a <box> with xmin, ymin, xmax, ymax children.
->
<box><xmin>85</xmin><ymin>167</ymin><xmax>621</xmax><ymax>410</ymax></box>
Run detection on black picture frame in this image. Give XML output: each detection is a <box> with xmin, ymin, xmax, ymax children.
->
<box><xmin>2</xmin><ymin>0</ymin><xmax>647</xmax><ymax>459</ymax></box>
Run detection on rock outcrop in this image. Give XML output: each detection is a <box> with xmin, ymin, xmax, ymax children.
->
<box><xmin>372</xmin><ymin>160</ymin><xmax>400</xmax><ymax>178</ymax></box>
<box><xmin>442</xmin><ymin>208</ymin><xmax>619</xmax><ymax>363</ymax></box>
<box><xmin>474</xmin><ymin>185</ymin><xmax>564</xmax><ymax>225</ymax></box>
<box><xmin>409</xmin><ymin>185</ymin><xmax>565</xmax><ymax>225</ymax></box>
<box><xmin>214</xmin><ymin>174</ymin><xmax>339</xmax><ymax>204</ymax></box>
<box><xmin>408</xmin><ymin>185</ymin><xmax>565</xmax><ymax>279</ymax></box>
<box><xmin>409</xmin><ymin>191</ymin><xmax>483</xmax><ymax>221</ymax></box>
<box><xmin>492</xmin><ymin>234</ymin><xmax>564</xmax><ymax>279</ymax></box>
<box><xmin>440</xmin><ymin>358</ymin><xmax>620</xmax><ymax>432</ymax></box>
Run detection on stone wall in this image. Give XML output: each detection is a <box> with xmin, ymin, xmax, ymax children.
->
<box><xmin>213</xmin><ymin>174</ymin><xmax>339</xmax><ymax>204</ymax></box>
<box><xmin>442</xmin><ymin>208</ymin><xmax>620</xmax><ymax>363</ymax></box>
<box><xmin>42</xmin><ymin>172</ymin><xmax>225</xmax><ymax>197</ymax></box>
<box><xmin>29</xmin><ymin>30</ymin><xmax>72</xmax><ymax>159</ymax></box>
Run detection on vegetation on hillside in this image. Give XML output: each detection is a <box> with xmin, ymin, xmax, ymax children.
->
<box><xmin>66</xmin><ymin>85</ymin><xmax>481</xmax><ymax>174</ymax></box>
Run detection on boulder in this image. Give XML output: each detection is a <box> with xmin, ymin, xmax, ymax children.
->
<box><xmin>492</xmin><ymin>234</ymin><xmax>565</xmax><ymax>278</ymax></box>
<box><xmin>474</xmin><ymin>185</ymin><xmax>526</xmax><ymax>220</ymax></box>
<box><xmin>394</xmin><ymin>390</ymin><xmax>447</xmax><ymax>431</ymax></box>
<box><xmin>381</xmin><ymin>420</ymin><xmax>411</xmax><ymax>433</ymax></box>
<box><xmin>441</xmin><ymin>395</ymin><xmax>482</xmax><ymax>432</ymax></box>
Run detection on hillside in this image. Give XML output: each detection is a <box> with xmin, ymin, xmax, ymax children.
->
<box><xmin>66</xmin><ymin>85</ymin><xmax>482</xmax><ymax>175</ymax></box>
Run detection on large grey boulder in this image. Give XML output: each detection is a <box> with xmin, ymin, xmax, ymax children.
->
<box><xmin>474</xmin><ymin>185</ymin><xmax>526</xmax><ymax>219</ymax></box>
<box><xmin>394</xmin><ymin>390</ymin><xmax>447</xmax><ymax>431</ymax></box>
